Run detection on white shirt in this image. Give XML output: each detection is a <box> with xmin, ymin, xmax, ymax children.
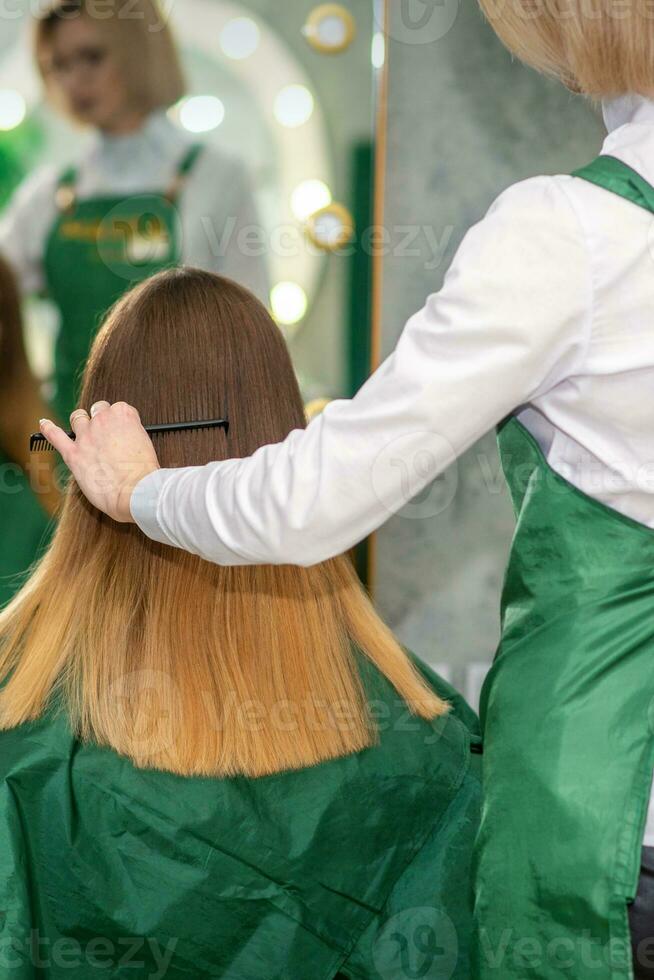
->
<box><xmin>129</xmin><ymin>91</ymin><xmax>654</xmax><ymax>845</ymax></box>
<box><xmin>0</xmin><ymin>108</ymin><xmax>270</xmax><ymax>304</ymax></box>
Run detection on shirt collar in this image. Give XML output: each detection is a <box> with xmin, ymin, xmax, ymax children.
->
<box><xmin>94</xmin><ymin>107</ymin><xmax>182</xmax><ymax>155</ymax></box>
<box><xmin>602</xmin><ymin>92</ymin><xmax>654</xmax><ymax>133</ymax></box>
<box><xmin>87</xmin><ymin>107</ymin><xmax>186</xmax><ymax>175</ymax></box>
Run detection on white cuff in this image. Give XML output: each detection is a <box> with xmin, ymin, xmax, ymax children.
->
<box><xmin>129</xmin><ymin>468</ymin><xmax>176</xmax><ymax>546</ymax></box>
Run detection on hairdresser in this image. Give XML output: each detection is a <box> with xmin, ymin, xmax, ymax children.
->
<box><xmin>43</xmin><ymin>2</ymin><xmax>654</xmax><ymax>976</ymax></box>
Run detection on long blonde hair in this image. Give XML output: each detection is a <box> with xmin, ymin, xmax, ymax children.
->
<box><xmin>0</xmin><ymin>268</ymin><xmax>448</xmax><ymax>778</ymax></box>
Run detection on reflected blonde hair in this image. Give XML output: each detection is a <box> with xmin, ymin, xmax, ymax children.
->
<box><xmin>34</xmin><ymin>0</ymin><xmax>185</xmax><ymax>117</ymax></box>
<box><xmin>478</xmin><ymin>0</ymin><xmax>654</xmax><ymax>97</ymax></box>
<box><xmin>0</xmin><ymin>268</ymin><xmax>448</xmax><ymax>778</ymax></box>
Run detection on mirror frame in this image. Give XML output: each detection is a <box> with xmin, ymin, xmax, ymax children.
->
<box><xmin>365</xmin><ymin>0</ymin><xmax>388</xmax><ymax>598</ymax></box>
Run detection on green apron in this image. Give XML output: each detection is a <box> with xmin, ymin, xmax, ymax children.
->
<box><xmin>43</xmin><ymin>144</ymin><xmax>202</xmax><ymax>424</ymax></box>
<box><xmin>475</xmin><ymin>157</ymin><xmax>654</xmax><ymax>978</ymax></box>
<box><xmin>0</xmin><ymin>649</ymin><xmax>482</xmax><ymax>979</ymax></box>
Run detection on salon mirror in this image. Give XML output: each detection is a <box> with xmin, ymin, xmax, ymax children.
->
<box><xmin>0</xmin><ymin>0</ymin><xmax>386</xmax><ymax>585</ymax></box>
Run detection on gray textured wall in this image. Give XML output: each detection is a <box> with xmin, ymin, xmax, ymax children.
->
<box><xmin>375</xmin><ymin>0</ymin><xmax>605</xmax><ymax>698</ymax></box>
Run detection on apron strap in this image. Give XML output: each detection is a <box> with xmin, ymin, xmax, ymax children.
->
<box><xmin>54</xmin><ymin>165</ymin><xmax>78</xmax><ymax>214</ymax></box>
<box><xmin>52</xmin><ymin>143</ymin><xmax>204</xmax><ymax>212</ymax></box>
<box><xmin>572</xmin><ymin>153</ymin><xmax>654</xmax><ymax>214</ymax></box>
<box><xmin>164</xmin><ymin>143</ymin><xmax>204</xmax><ymax>202</ymax></box>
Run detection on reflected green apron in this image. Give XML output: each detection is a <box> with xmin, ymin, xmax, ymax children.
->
<box><xmin>0</xmin><ymin>147</ymin><xmax>202</xmax><ymax>607</ymax></box>
<box><xmin>0</xmin><ymin>449</ymin><xmax>53</xmax><ymax>609</ymax></box>
<box><xmin>475</xmin><ymin>160</ymin><xmax>654</xmax><ymax>978</ymax></box>
<box><xmin>0</xmin><ymin>650</ymin><xmax>481</xmax><ymax>979</ymax></box>
<box><xmin>43</xmin><ymin>144</ymin><xmax>202</xmax><ymax>424</ymax></box>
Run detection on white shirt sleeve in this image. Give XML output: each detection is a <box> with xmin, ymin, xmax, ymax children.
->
<box><xmin>0</xmin><ymin>166</ymin><xmax>59</xmax><ymax>295</ymax></box>
<box><xmin>130</xmin><ymin>174</ymin><xmax>593</xmax><ymax>566</ymax></box>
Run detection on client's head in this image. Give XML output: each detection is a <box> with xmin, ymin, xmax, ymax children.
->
<box><xmin>0</xmin><ymin>267</ymin><xmax>448</xmax><ymax>777</ymax></box>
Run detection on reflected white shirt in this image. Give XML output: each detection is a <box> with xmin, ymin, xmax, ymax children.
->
<box><xmin>0</xmin><ymin>108</ymin><xmax>270</xmax><ymax>304</ymax></box>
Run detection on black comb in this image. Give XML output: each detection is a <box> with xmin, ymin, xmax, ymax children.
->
<box><xmin>30</xmin><ymin>418</ymin><xmax>229</xmax><ymax>452</ymax></box>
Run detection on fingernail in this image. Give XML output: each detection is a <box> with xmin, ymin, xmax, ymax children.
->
<box><xmin>39</xmin><ymin>419</ymin><xmax>49</xmax><ymax>426</ymax></box>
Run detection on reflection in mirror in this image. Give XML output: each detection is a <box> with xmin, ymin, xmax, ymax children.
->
<box><xmin>305</xmin><ymin>201</ymin><xmax>355</xmax><ymax>251</ymax></box>
<box><xmin>303</xmin><ymin>4</ymin><xmax>357</xmax><ymax>55</ymax></box>
<box><xmin>0</xmin><ymin>0</ymin><xmax>384</xmax><ymax>602</ymax></box>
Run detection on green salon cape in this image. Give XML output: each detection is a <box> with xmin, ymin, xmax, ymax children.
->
<box><xmin>476</xmin><ymin>160</ymin><xmax>654</xmax><ymax>979</ymax></box>
<box><xmin>0</xmin><ymin>649</ymin><xmax>481</xmax><ymax>979</ymax></box>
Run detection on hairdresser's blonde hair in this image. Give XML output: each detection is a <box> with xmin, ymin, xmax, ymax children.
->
<box><xmin>34</xmin><ymin>0</ymin><xmax>185</xmax><ymax>118</ymax></box>
<box><xmin>0</xmin><ymin>268</ymin><xmax>448</xmax><ymax>779</ymax></box>
<box><xmin>478</xmin><ymin>0</ymin><xmax>654</xmax><ymax>98</ymax></box>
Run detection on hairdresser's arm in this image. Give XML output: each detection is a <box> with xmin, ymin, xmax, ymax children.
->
<box><xmin>44</xmin><ymin>175</ymin><xmax>591</xmax><ymax>565</ymax></box>
<box><xmin>128</xmin><ymin>176</ymin><xmax>591</xmax><ymax>565</ymax></box>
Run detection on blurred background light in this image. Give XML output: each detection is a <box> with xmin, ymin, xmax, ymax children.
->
<box><xmin>0</xmin><ymin>89</ymin><xmax>26</xmax><ymax>131</ymax></box>
<box><xmin>371</xmin><ymin>32</ymin><xmax>385</xmax><ymax>69</ymax></box>
<box><xmin>271</xmin><ymin>281</ymin><xmax>308</xmax><ymax>324</ymax></box>
<box><xmin>303</xmin><ymin>4</ymin><xmax>356</xmax><ymax>54</ymax></box>
<box><xmin>315</xmin><ymin>14</ymin><xmax>348</xmax><ymax>47</ymax></box>
<box><xmin>291</xmin><ymin>179</ymin><xmax>332</xmax><ymax>221</ymax></box>
<box><xmin>177</xmin><ymin>95</ymin><xmax>225</xmax><ymax>133</ymax></box>
<box><xmin>274</xmin><ymin>85</ymin><xmax>314</xmax><ymax>128</ymax></box>
<box><xmin>220</xmin><ymin>17</ymin><xmax>260</xmax><ymax>60</ymax></box>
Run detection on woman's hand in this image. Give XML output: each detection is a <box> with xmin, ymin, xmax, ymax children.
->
<box><xmin>39</xmin><ymin>401</ymin><xmax>160</xmax><ymax>523</ymax></box>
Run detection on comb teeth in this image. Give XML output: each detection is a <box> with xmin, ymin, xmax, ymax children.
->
<box><xmin>30</xmin><ymin>430</ymin><xmax>78</xmax><ymax>452</ymax></box>
<box><xmin>30</xmin><ymin>433</ymin><xmax>59</xmax><ymax>453</ymax></box>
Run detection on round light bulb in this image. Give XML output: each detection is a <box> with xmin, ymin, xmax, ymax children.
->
<box><xmin>305</xmin><ymin>203</ymin><xmax>354</xmax><ymax>251</ymax></box>
<box><xmin>220</xmin><ymin>17</ymin><xmax>260</xmax><ymax>60</ymax></box>
<box><xmin>178</xmin><ymin>96</ymin><xmax>225</xmax><ymax>134</ymax></box>
<box><xmin>303</xmin><ymin>5</ymin><xmax>356</xmax><ymax>54</ymax></box>
<box><xmin>0</xmin><ymin>90</ymin><xmax>26</xmax><ymax>131</ymax></box>
<box><xmin>274</xmin><ymin>85</ymin><xmax>314</xmax><ymax>129</ymax></box>
<box><xmin>271</xmin><ymin>282</ymin><xmax>308</xmax><ymax>325</ymax></box>
<box><xmin>291</xmin><ymin>180</ymin><xmax>332</xmax><ymax>221</ymax></box>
